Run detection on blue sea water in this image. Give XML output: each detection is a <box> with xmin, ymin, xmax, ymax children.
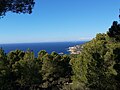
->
<box><xmin>0</xmin><ymin>41</ymin><xmax>87</xmax><ymax>56</ymax></box>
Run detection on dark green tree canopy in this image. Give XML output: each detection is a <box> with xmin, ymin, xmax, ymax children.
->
<box><xmin>0</xmin><ymin>0</ymin><xmax>35</xmax><ymax>17</ymax></box>
<box><xmin>107</xmin><ymin>21</ymin><xmax>120</xmax><ymax>42</ymax></box>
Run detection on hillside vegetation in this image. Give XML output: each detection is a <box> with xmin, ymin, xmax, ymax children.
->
<box><xmin>0</xmin><ymin>21</ymin><xmax>120</xmax><ymax>90</ymax></box>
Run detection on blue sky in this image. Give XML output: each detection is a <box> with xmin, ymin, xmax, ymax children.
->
<box><xmin>0</xmin><ymin>0</ymin><xmax>120</xmax><ymax>43</ymax></box>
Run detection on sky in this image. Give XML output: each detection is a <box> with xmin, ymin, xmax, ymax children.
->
<box><xmin>0</xmin><ymin>0</ymin><xmax>120</xmax><ymax>44</ymax></box>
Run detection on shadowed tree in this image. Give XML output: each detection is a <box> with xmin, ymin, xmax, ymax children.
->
<box><xmin>12</xmin><ymin>49</ymin><xmax>42</xmax><ymax>90</ymax></box>
<box><xmin>107</xmin><ymin>21</ymin><xmax>120</xmax><ymax>42</ymax></box>
<box><xmin>0</xmin><ymin>0</ymin><xmax>35</xmax><ymax>17</ymax></box>
<box><xmin>0</xmin><ymin>48</ymin><xmax>11</xmax><ymax>90</ymax></box>
<box><xmin>41</xmin><ymin>52</ymin><xmax>72</xmax><ymax>90</ymax></box>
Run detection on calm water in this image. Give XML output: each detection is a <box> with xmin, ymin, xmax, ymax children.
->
<box><xmin>0</xmin><ymin>41</ymin><xmax>87</xmax><ymax>56</ymax></box>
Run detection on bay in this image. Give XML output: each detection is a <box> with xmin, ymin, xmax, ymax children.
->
<box><xmin>0</xmin><ymin>41</ymin><xmax>87</xmax><ymax>56</ymax></box>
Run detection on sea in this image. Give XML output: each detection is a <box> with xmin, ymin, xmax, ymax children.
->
<box><xmin>0</xmin><ymin>41</ymin><xmax>87</xmax><ymax>57</ymax></box>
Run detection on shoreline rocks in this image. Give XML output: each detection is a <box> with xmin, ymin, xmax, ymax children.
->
<box><xmin>68</xmin><ymin>45</ymin><xmax>83</xmax><ymax>54</ymax></box>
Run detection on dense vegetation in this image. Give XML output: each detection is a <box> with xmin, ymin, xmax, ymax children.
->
<box><xmin>1</xmin><ymin>21</ymin><xmax>120</xmax><ymax>90</ymax></box>
<box><xmin>70</xmin><ymin>21</ymin><xmax>120</xmax><ymax>90</ymax></box>
<box><xmin>0</xmin><ymin>49</ymin><xmax>72</xmax><ymax>90</ymax></box>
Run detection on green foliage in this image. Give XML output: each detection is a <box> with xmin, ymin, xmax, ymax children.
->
<box><xmin>7</xmin><ymin>50</ymin><xmax>25</xmax><ymax>68</ymax></box>
<box><xmin>12</xmin><ymin>50</ymin><xmax>42</xmax><ymax>89</ymax></box>
<box><xmin>107</xmin><ymin>21</ymin><xmax>120</xmax><ymax>42</ymax></box>
<box><xmin>0</xmin><ymin>49</ymin><xmax>71</xmax><ymax>90</ymax></box>
<box><xmin>0</xmin><ymin>48</ymin><xmax>11</xmax><ymax>90</ymax></box>
<box><xmin>41</xmin><ymin>52</ymin><xmax>72</xmax><ymax>89</ymax></box>
<box><xmin>71</xmin><ymin>21</ymin><xmax>120</xmax><ymax>90</ymax></box>
<box><xmin>38</xmin><ymin>50</ymin><xmax>47</xmax><ymax>58</ymax></box>
<box><xmin>0</xmin><ymin>0</ymin><xmax>35</xmax><ymax>17</ymax></box>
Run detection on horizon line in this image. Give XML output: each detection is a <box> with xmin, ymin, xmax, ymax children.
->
<box><xmin>0</xmin><ymin>40</ymin><xmax>91</xmax><ymax>44</ymax></box>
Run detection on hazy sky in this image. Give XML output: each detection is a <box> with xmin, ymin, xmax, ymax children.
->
<box><xmin>0</xmin><ymin>0</ymin><xmax>120</xmax><ymax>43</ymax></box>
